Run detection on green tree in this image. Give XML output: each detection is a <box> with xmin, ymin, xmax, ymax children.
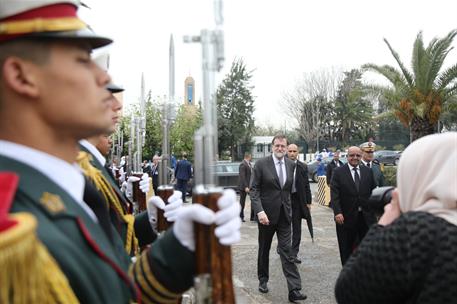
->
<box><xmin>143</xmin><ymin>97</ymin><xmax>163</xmax><ymax>159</ymax></box>
<box><xmin>333</xmin><ymin>69</ymin><xmax>374</xmax><ymax>144</ymax></box>
<box><xmin>170</xmin><ymin>104</ymin><xmax>202</xmax><ymax>160</ymax></box>
<box><xmin>216</xmin><ymin>58</ymin><xmax>255</xmax><ymax>160</ymax></box>
<box><xmin>363</xmin><ymin>30</ymin><xmax>457</xmax><ymax>141</ymax></box>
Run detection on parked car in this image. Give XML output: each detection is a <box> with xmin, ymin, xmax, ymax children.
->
<box><xmin>374</xmin><ymin>150</ymin><xmax>401</xmax><ymax>166</ymax></box>
<box><xmin>307</xmin><ymin>156</ymin><xmax>348</xmax><ymax>182</ymax></box>
<box><xmin>184</xmin><ymin>161</ymin><xmax>241</xmax><ymax>196</ymax></box>
<box><xmin>215</xmin><ymin>161</ymin><xmax>241</xmax><ymax>191</ymax></box>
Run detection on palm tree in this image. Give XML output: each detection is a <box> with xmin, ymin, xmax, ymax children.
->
<box><xmin>363</xmin><ymin>29</ymin><xmax>457</xmax><ymax>141</ymax></box>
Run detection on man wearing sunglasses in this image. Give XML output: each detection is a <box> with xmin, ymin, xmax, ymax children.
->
<box><xmin>330</xmin><ymin>146</ymin><xmax>376</xmax><ymax>265</ymax></box>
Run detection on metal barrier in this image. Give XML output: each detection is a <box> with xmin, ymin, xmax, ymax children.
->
<box><xmin>316</xmin><ymin>176</ymin><xmax>330</xmax><ymax>206</ymax></box>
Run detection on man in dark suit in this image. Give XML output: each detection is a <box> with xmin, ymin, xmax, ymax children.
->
<box><xmin>251</xmin><ymin>135</ymin><xmax>306</xmax><ymax>302</ymax></box>
<box><xmin>238</xmin><ymin>152</ymin><xmax>252</xmax><ymax>222</ymax></box>
<box><xmin>330</xmin><ymin>146</ymin><xmax>376</xmax><ymax>265</ymax></box>
<box><xmin>326</xmin><ymin>150</ymin><xmax>344</xmax><ymax>186</ymax></box>
<box><xmin>151</xmin><ymin>155</ymin><xmax>160</xmax><ymax>194</ymax></box>
<box><xmin>174</xmin><ymin>152</ymin><xmax>192</xmax><ymax>201</ymax></box>
<box><xmin>287</xmin><ymin>144</ymin><xmax>312</xmax><ymax>264</ymax></box>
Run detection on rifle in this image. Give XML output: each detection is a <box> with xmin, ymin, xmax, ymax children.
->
<box><xmin>186</xmin><ymin>0</ymin><xmax>234</xmax><ymax>302</ymax></box>
<box><xmin>156</xmin><ymin>35</ymin><xmax>176</xmax><ymax>232</ymax></box>
<box><xmin>130</xmin><ymin>75</ymin><xmax>147</xmax><ymax>213</ymax></box>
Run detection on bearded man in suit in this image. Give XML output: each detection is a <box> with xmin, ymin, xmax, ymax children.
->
<box><xmin>250</xmin><ymin>135</ymin><xmax>306</xmax><ymax>302</ymax></box>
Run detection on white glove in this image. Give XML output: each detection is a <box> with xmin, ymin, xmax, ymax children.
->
<box><xmin>173</xmin><ymin>189</ymin><xmax>241</xmax><ymax>251</ymax></box>
<box><xmin>119</xmin><ymin>167</ymin><xmax>126</xmax><ymax>183</ymax></box>
<box><xmin>139</xmin><ymin>173</ymin><xmax>150</xmax><ymax>194</ymax></box>
<box><xmin>121</xmin><ymin>181</ymin><xmax>133</xmax><ymax>200</ymax></box>
<box><xmin>173</xmin><ymin>204</ymin><xmax>214</xmax><ymax>251</ymax></box>
<box><xmin>214</xmin><ymin>189</ymin><xmax>241</xmax><ymax>245</ymax></box>
<box><xmin>147</xmin><ymin>191</ymin><xmax>184</xmax><ymax>230</ymax></box>
<box><xmin>127</xmin><ymin>174</ymin><xmax>149</xmax><ymax>194</ymax></box>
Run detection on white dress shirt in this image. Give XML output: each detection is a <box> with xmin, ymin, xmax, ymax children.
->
<box><xmin>80</xmin><ymin>139</ymin><xmax>106</xmax><ymax>166</ymax></box>
<box><xmin>272</xmin><ymin>154</ymin><xmax>286</xmax><ymax>187</ymax></box>
<box><xmin>349</xmin><ymin>164</ymin><xmax>361</xmax><ymax>182</ymax></box>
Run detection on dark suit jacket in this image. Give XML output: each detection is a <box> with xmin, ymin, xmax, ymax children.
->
<box><xmin>175</xmin><ymin>159</ymin><xmax>192</xmax><ymax>180</ymax></box>
<box><xmin>326</xmin><ymin>159</ymin><xmax>344</xmax><ymax>185</ymax></box>
<box><xmin>250</xmin><ymin>155</ymin><xmax>296</xmax><ymax>225</ymax></box>
<box><xmin>330</xmin><ymin>164</ymin><xmax>376</xmax><ymax>228</ymax></box>
<box><xmin>294</xmin><ymin>160</ymin><xmax>312</xmax><ymax>219</ymax></box>
<box><xmin>238</xmin><ymin>159</ymin><xmax>252</xmax><ymax>191</ymax></box>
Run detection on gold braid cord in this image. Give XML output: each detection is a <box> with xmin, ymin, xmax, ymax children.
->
<box><xmin>77</xmin><ymin>152</ymin><xmax>138</xmax><ymax>255</ymax></box>
<box><xmin>0</xmin><ymin>213</ymin><xmax>79</xmax><ymax>304</ymax></box>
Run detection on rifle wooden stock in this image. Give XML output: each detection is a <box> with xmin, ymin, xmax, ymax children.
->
<box><xmin>194</xmin><ymin>188</ymin><xmax>235</xmax><ymax>304</ymax></box>
<box><xmin>131</xmin><ymin>173</ymin><xmax>146</xmax><ymax>213</ymax></box>
<box><xmin>156</xmin><ymin>185</ymin><xmax>174</xmax><ymax>232</ymax></box>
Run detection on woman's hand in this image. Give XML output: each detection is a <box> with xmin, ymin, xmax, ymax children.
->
<box><xmin>378</xmin><ymin>189</ymin><xmax>401</xmax><ymax>226</ymax></box>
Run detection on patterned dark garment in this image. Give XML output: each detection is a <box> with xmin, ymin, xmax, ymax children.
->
<box><xmin>335</xmin><ymin>211</ymin><xmax>457</xmax><ymax>304</ymax></box>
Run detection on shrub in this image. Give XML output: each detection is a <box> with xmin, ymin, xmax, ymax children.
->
<box><xmin>393</xmin><ymin>144</ymin><xmax>405</xmax><ymax>151</ymax></box>
<box><xmin>383</xmin><ymin>166</ymin><xmax>397</xmax><ymax>186</ymax></box>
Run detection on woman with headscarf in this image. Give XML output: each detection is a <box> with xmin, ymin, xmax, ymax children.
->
<box><xmin>335</xmin><ymin>132</ymin><xmax>457</xmax><ymax>304</ymax></box>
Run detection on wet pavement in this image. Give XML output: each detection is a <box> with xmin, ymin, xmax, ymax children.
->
<box><xmin>233</xmin><ymin>183</ymin><xmax>341</xmax><ymax>304</ymax></box>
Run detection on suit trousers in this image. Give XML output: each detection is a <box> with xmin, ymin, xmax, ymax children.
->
<box><xmin>239</xmin><ymin>190</ymin><xmax>247</xmax><ymax>219</ymax></box>
<box><xmin>291</xmin><ymin>193</ymin><xmax>302</xmax><ymax>258</ymax></box>
<box><xmin>257</xmin><ymin>207</ymin><xmax>302</xmax><ymax>292</ymax></box>
<box><xmin>335</xmin><ymin>211</ymin><xmax>369</xmax><ymax>265</ymax></box>
<box><xmin>176</xmin><ymin>179</ymin><xmax>187</xmax><ymax>201</ymax></box>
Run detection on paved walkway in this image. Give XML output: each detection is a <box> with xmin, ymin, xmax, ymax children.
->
<box><xmin>232</xmin><ymin>192</ymin><xmax>341</xmax><ymax>304</ymax></box>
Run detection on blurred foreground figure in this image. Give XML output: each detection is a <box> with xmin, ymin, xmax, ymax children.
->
<box><xmin>335</xmin><ymin>132</ymin><xmax>457</xmax><ymax>304</ymax></box>
<box><xmin>0</xmin><ymin>1</ymin><xmax>241</xmax><ymax>303</ymax></box>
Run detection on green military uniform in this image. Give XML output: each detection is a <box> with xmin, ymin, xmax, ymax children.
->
<box><xmin>79</xmin><ymin>143</ymin><xmax>156</xmax><ymax>253</ymax></box>
<box><xmin>1</xmin><ymin>154</ymin><xmax>195</xmax><ymax>303</ymax></box>
<box><xmin>0</xmin><ymin>1</ymin><xmax>196</xmax><ymax>302</ymax></box>
<box><xmin>370</xmin><ymin>160</ymin><xmax>385</xmax><ymax>187</ymax></box>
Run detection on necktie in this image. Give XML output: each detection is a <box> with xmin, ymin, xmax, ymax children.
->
<box><xmin>353</xmin><ymin>167</ymin><xmax>360</xmax><ymax>192</ymax></box>
<box><xmin>278</xmin><ymin>161</ymin><xmax>284</xmax><ymax>188</ymax></box>
<box><xmin>366</xmin><ymin>162</ymin><xmax>371</xmax><ymax>168</ymax></box>
<box><xmin>83</xmin><ymin>178</ymin><xmax>113</xmax><ymax>244</ymax></box>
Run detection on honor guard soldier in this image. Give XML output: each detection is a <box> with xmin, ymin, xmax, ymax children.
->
<box><xmin>360</xmin><ymin>142</ymin><xmax>385</xmax><ymax>187</ymax></box>
<box><xmin>78</xmin><ymin>78</ymin><xmax>177</xmax><ymax>255</ymax></box>
<box><xmin>0</xmin><ymin>1</ymin><xmax>241</xmax><ymax>303</ymax></box>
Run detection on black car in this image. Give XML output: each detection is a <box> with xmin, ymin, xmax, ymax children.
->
<box><xmin>374</xmin><ymin>150</ymin><xmax>401</xmax><ymax>166</ymax></box>
<box><xmin>184</xmin><ymin>161</ymin><xmax>241</xmax><ymax>196</ymax></box>
<box><xmin>307</xmin><ymin>156</ymin><xmax>348</xmax><ymax>182</ymax></box>
<box><xmin>215</xmin><ymin>161</ymin><xmax>241</xmax><ymax>191</ymax></box>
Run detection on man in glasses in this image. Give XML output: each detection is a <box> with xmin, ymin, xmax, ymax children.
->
<box><xmin>330</xmin><ymin>146</ymin><xmax>376</xmax><ymax>265</ymax></box>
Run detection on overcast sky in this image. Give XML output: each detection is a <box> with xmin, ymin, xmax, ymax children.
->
<box><xmin>80</xmin><ymin>0</ymin><xmax>457</xmax><ymax>129</ymax></box>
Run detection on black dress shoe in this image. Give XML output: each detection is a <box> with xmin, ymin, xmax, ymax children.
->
<box><xmin>258</xmin><ymin>282</ymin><xmax>268</xmax><ymax>293</ymax></box>
<box><xmin>241</xmin><ymin>218</ymin><xmax>246</xmax><ymax>222</ymax></box>
<box><xmin>288</xmin><ymin>290</ymin><xmax>307</xmax><ymax>302</ymax></box>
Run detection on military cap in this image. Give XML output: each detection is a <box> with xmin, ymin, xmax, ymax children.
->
<box><xmin>0</xmin><ymin>0</ymin><xmax>112</xmax><ymax>49</ymax></box>
<box><xmin>360</xmin><ymin>141</ymin><xmax>375</xmax><ymax>152</ymax></box>
<box><xmin>106</xmin><ymin>82</ymin><xmax>124</xmax><ymax>93</ymax></box>
<box><xmin>93</xmin><ymin>52</ymin><xmax>124</xmax><ymax>93</ymax></box>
